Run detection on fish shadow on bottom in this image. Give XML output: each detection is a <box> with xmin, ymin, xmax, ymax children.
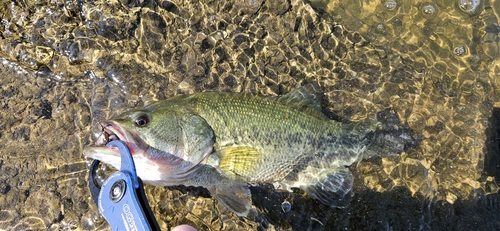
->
<box><xmin>156</xmin><ymin>179</ymin><xmax>500</xmax><ymax>231</ymax></box>
<box><xmin>254</xmin><ymin>170</ymin><xmax>500</xmax><ymax>231</ymax></box>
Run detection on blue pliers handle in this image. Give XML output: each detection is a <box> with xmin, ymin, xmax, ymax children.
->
<box><xmin>89</xmin><ymin>140</ymin><xmax>160</xmax><ymax>231</ymax></box>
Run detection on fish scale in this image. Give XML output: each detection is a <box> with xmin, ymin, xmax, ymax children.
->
<box><xmin>193</xmin><ymin>92</ymin><xmax>358</xmax><ymax>181</ymax></box>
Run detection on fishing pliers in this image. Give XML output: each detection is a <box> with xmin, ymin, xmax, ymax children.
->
<box><xmin>88</xmin><ymin>140</ymin><xmax>160</xmax><ymax>230</ymax></box>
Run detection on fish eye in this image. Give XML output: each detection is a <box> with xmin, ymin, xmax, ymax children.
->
<box><xmin>134</xmin><ymin>115</ymin><xmax>150</xmax><ymax>127</ymax></box>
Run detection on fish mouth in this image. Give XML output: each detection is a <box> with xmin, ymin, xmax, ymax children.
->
<box><xmin>97</xmin><ymin>121</ymin><xmax>146</xmax><ymax>151</ymax></box>
<box><xmin>83</xmin><ymin>120</ymin><xmax>148</xmax><ymax>163</ymax></box>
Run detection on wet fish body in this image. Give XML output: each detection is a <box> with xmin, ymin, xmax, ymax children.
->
<box><xmin>84</xmin><ymin>84</ymin><xmax>414</xmax><ymax>216</ymax></box>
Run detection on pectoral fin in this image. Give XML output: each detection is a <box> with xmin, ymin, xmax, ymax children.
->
<box><xmin>214</xmin><ymin>182</ymin><xmax>252</xmax><ymax>217</ymax></box>
<box><xmin>218</xmin><ymin>146</ymin><xmax>261</xmax><ymax>177</ymax></box>
<box><xmin>304</xmin><ymin>167</ymin><xmax>354</xmax><ymax>208</ymax></box>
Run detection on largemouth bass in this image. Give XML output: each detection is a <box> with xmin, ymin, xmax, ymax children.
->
<box><xmin>84</xmin><ymin>84</ymin><xmax>415</xmax><ymax>216</ymax></box>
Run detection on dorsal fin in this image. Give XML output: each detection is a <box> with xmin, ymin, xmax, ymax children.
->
<box><xmin>279</xmin><ymin>83</ymin><xmax>322</xmax><ymax>110</ymax></box>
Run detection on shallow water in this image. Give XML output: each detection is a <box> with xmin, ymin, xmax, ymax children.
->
<box><xmin>0</xmin><ymin>0</ymin><xmax>499</xmax><ymax>230</ymax></box>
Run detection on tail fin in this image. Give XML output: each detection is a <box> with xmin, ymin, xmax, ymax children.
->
<box><xmin>360</xmin><ymin>108</ymin><xmax>419</xmax><ymax>159</ymax></box>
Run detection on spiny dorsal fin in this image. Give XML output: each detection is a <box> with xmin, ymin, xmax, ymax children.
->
<box><xmin>279</xmin><ymin>83</ymin><xmax>322</xmax><ymax>110</ymax></box>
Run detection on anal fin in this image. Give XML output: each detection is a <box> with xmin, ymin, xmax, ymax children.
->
<box><xmin>303</xmin><ymin>167</ymin><xmax>354</xmax><ymax>208</ymax></box>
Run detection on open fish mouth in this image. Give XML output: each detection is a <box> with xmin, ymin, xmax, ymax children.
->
<box><xmin>84</xmin><ymin>120</ymin><xmax>148</xmax><ymax>161</ymax></box>
<box><xmin>96</xmin><ymin>121</ymin><xmax>126</xmax><ymax>146</ymax></box>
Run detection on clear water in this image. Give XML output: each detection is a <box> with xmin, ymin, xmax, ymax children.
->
<box><xmin>0</xmin><ymin>0</ymin><xmax>499</xmax><ymax>230</ymax></box>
